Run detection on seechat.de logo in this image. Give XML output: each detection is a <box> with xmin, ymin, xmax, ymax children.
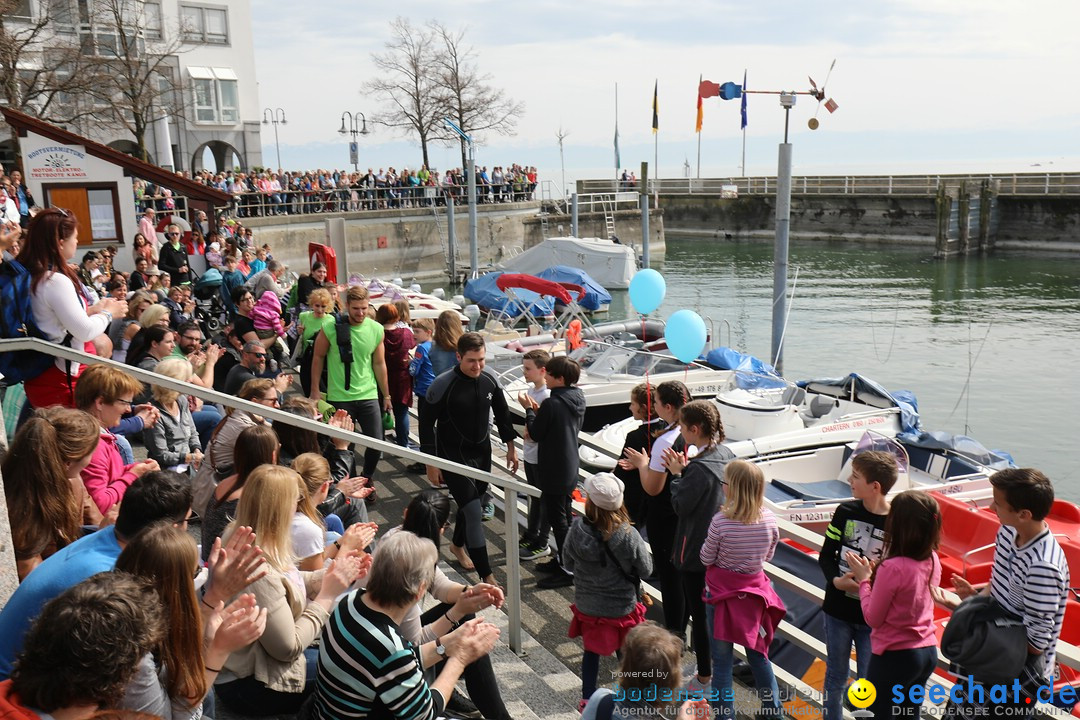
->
<box><xmin>848</xmin><ymin>679</ymin><xmax>877</xmax><ymax>709</ymax></box>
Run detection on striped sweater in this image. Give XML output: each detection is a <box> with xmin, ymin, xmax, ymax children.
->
<box><xmin>988</xmin><ymin>525</ymin><xmax>1069</xmax><ymax>679</ymax></box>
<box><xmin>313</xmin><ymin>589</ymin><xmax>444</xmax><ymax>720</ymax></box>
<box><xmin>699</xmin><ymin>508</ymin><xmax>779</xmax><ymax>574</ymax></box>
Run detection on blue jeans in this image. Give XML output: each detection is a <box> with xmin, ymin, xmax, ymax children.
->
<box><xmin>193</xmin><ymin>405</ymin><xmax>223</xmax><ymax>449</ymax></box>
<box><xmin>113</xmin><ymin>432</ymin><xmax>135</xmax><ymax>465</ymax></box>
<box><xmin>823</xmin><ymin>613</ymin><xmax>873</xmax><ymax>720</ymax></box>
<box><xmin>705</xmin><ymin>590</ymin><xmax>781</xmax><ymax>718</ymax></box>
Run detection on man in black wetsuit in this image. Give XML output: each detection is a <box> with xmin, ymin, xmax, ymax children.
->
<box><xmin>420</xmin><ymin>331</ymin><xmax>518</xmax><ymax>587</ymax></box>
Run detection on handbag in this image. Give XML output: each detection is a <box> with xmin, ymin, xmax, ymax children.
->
<box><xmin>941</xmin><ymin>594</ymin><xmax>1028</xmax><ymax>685</ymax></box>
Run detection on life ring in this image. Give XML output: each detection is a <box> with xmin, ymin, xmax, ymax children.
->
<box><xmin>155</xmin><ymin>214</ymin><xmax>193</xmax><ymax>252</ymax></box>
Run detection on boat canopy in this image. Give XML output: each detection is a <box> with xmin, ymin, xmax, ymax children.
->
<box><xmin>534</xmin><ymin>265</ymin><xmax>612</xmax><ymax>312</ymax></box>
<box><xmin>465</xmin><ymin>272</ymin><xmax>555</xmax><ymax>318</ymax></box>
<box><xmin>704</xmin><ymin>347</ymin><xmax>785</xmax><ymax>389</ymax></box>
<box><xmin>495</xmin><ymin>273</ymin><xmax>580</xmax><ymax>305</ymax></box>
<box><xmin>797</xmin><ymin>373</ymin><xmax>922</xmax><ymax>436</ymax></box>
<box><xmin>900</xmin><ymin>430</ymin><xmax>1015</xmax><ymax>470</ymax></box>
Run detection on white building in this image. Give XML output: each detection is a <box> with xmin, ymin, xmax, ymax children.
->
<box><xmin>0</xmin><ymin>0</ymin><xmax>262</xmax><ymax>173</ymax></box>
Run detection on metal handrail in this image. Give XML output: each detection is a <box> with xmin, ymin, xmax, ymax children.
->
<box><xmin>0</xmin><ymin>337</ymin><xmax>538</xmax><ymax>653</ymax></box>
<box><xmin>578</xmin><ymin>172</ymin><xmax>1080</xmax><ymax>197</ymax></box>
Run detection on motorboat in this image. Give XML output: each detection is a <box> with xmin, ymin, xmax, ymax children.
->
<box><xmin>499</xmin><ymin>336</ymin><xmax>740</xmax><ymax>431</ymax></box>
<box><xmin>497</xmin><ymin>236</ymin><xmax>637</xmax><ymax>289</ymax></box>
<box><xmin>354</xmin><ymin>277</ymin><xmax>467</xmax><ymax>322</ymax></box>
<box><xmin>580</xmin><ymin>373</ymin><xmax>909</xmax><ymax>470</ymax></box>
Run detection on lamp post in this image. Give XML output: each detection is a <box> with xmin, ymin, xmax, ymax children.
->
<box><xmin>338</xmin><ymin>111</ymin><xmax>369</xmax><ymax>172</ymax></box>
<box><xmin>261</xmin><ymin>107</ymin><xmax>286</xmax><ymax>170</ymax></box>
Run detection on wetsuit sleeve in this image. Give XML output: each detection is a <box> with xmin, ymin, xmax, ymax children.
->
<box><xmin>488</xmin><ymin>373</ymin><xmax>518</xmax><ymax>443</ymax></box>
<box><xmin>420</xmin><ymin>372</ymin><xmax>452</xmax><ymax>456</ymax></box>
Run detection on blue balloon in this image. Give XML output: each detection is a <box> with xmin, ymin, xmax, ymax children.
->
<box><xmin>628</xmin><ymin>269</ymin><xmax>666</xmax><ymax>315</ymax></box>
<box><xmin>665</xmin><ymin>309</ymin><xmax>708</xmax><ymax>364</ymax></box>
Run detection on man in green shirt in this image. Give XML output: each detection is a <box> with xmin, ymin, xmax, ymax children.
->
<box><xmin>310</xmin><ymin>284</ymin><xmax>391</xmax><ymax>487</ymax></box>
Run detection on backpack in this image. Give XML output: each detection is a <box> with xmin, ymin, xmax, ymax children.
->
<box><xmin>0</xmin><ymin>256</ymin><xmax>72</xmax><ymax>385</ymax></box>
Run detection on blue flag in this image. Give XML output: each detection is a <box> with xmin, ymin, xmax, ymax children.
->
<box><xmin>740</xmin><ymin>70</ymin><xmax>748</xmax><ymax>129</ymax></box>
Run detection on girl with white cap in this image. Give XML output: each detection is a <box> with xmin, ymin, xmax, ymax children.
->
<box><xmin>562</xmin><ymin>472</ymin><xmax>654</xmax><ymax>712</ymax></box>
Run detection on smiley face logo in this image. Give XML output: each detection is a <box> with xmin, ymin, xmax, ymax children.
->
<box><xmin>847</xmin><ymin>679</ymin><xmax>876</xmax><ymax>709</ymax></box>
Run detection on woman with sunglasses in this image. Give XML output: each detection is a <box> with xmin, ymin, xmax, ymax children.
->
<box><xmin>157</xmin><ymin>224</ymin><xmax>190</xmax><ymax>285</ymax></box>
<box><xmin>16</xmin><ymin>208</ymin><xmax>127</xmax><ymax>408</ymax></box>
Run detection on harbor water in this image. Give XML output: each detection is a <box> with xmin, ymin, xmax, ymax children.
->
<box><xmin>600</xmin><ymin>235</ymin><xmax>1080</xmax><ymax>497</ymax></box>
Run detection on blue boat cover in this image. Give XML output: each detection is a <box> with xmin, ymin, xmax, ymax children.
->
<box><xmin>464</xmin><ymin>271</ymin><xmax>555</xmax><ymax>319</ymax></box>
<box><xmin>796</xmin><ymin>373</ymin><xmax>922</xmax><ymax>436</ymax></box>
<box><xmin>900</xmin><ymin>430</ymin><xmax>1015</xmax><ymax>470</ymax></box>
<box><xmin>703</xmin><ymin>346</ymin><xmax>786</xmax><ymax>390</ymax></box>
<box><xmin>534</xmin><ymin>265</ymin><xmax>612</xmax><ymax>312</ymax></box>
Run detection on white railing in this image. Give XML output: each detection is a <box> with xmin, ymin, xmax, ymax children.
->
<box><xmin>578</xmin><ymin>173</ymin><xmax>1080</xmax><ymax>197</ymax></box>
<box><xmin>0</xmin><ymin>338</ymin><xmax>540</xmax><ymax>653</ymax></box>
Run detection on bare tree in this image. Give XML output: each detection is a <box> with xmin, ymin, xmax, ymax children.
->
<box><xmin>0</xmin><ymin>0</ymin><xmax>106</xmax><ymax>157</ymax></box>
<box><xmin>79</xmin><ymin>0</ymin><xmax>196</xmax><ymax>162</ymax></box>
<box><xmin>429</xmin><ymin>21</ymin><xmax>523</xmax><ymax>171</ymax></box>
<box><xmin>364</xmin><ymin>17</ymin><xmax>445</xmax><ymax>169</ymax></box>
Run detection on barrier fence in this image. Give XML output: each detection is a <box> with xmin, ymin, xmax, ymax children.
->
<box><xmin>579</xmin><ymin>173</ymin><xmax>1080</xmax><ymax>198</ymax></box>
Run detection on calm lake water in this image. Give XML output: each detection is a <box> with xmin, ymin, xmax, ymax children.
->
<box><xmin>601</xmin><ymin>235</ymin><xmax>1080</xmax><ymax>498</ymax></box>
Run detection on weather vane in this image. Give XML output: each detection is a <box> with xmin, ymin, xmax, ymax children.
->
<box><xmin>716</xmin><ymin>59</ymin><xmax>839</xmax><ymax>135</ymax></box>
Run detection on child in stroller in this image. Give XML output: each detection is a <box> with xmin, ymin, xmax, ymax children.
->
<box><xmin>193</xmin><ymin>268</ymin><xmax>227</xmax><ymax>336</ymax></box>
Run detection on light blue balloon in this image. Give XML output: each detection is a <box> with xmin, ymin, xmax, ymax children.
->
<box><xmin>628</xmin><ymin>269</ymin><xmax>666</xmax><ymax>315</ymax></box>
<box><xmin>665</xmin><ymin>309</ymin><xmax>707</xmax><ymax>364</ymax></box>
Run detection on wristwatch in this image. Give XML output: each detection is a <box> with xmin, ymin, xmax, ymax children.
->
<box><xmin>435</xmin><ymin>639</ymin><xmax>447</xmax><ymax>657</ymax></box>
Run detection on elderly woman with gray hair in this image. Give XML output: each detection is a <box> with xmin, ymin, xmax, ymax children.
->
<box><xmin>312</xmin><ymin>531</ymin><xmax>501</xmax><ymax>720</ymax></box>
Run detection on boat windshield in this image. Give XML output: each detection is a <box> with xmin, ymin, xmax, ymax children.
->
<box><xmin>572</xmin><ymin>342</ymin><xmax>693</xmax><ymax>379</ymax></box>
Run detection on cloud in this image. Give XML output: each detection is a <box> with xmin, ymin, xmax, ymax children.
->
<box><xmin>251</xmin><ymin>0</ymin><xmax>1080</xmax><ymax>174</ymax></box>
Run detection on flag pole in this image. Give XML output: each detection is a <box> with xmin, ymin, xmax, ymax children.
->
<box><xmin>653</xmin><ymin>79</ymin><xmax>659</xmax><ymax>209</ymax></box>
<box><xmin>740</xmin><ymin>68</ymin><xmax>748</xmax><ymax>177</ymax></box>
<box><xmin>696</xmin><ymin>74</ymin><xmax>702</xmax><ymax>179</ymax></box>
<box><xmin>614</xmin><ymin>82</ymin><xmax>620</xmax><ymax>190</ymax></box>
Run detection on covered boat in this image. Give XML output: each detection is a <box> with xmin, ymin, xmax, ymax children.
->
<box><xmin>497</xmin><ymin>236</ymin><xmax>637</xmax><ymax>288</ymax></box>
<box><xmin>534</xmin><ymin>265</ymin><xmax>612</xmax><ymax>312</ymax></box>
<box><xmin>464</xmin><ymin>271</ymin><xmax>556</xmax><ymax>319</ymax></box>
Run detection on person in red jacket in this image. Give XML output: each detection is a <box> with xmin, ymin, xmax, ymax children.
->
<box><xmin>0</xmin><ymin>572</ymin><xmax>164</xmax><ymax>720</ymax></box>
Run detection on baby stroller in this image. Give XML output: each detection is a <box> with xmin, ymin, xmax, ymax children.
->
<box><xmin>192</xmin><ymin>268</ymin><xmax>226</xmax><ymax>336</ymax></box>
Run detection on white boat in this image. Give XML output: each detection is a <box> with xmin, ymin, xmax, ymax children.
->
<box><xmin>579</xmin><ymin>374</ymin><xmax>905</xmax><ymax>470</ymax></box>
<box><xmin>578</xmin><ymin>374</ymin><xmax>995</xmax><ymax>533</ymax></box>
<box><xmin>357</xmin><ymin>277</ymin><xmax>467</xmax><ymax>322</ymax></box>
<box><xmin>497</xmin><ymin>236</ymin><xmax>637</xmax><ymax>289</ymax></box>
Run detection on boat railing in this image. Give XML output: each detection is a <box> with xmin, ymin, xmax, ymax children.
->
<box><xmin>573</xmin><ymin>191</ymin><xmax>643</xmax><ymax>214</ymax></box>
<box><xmin>0</xmin><ymin>338</ymin><xmax>541</xmax><ymax>655</ymax></box>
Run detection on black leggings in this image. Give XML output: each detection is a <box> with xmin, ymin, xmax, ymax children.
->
<box><xmin>681</xmin><ymin>569</ymin><xmax>711</xmax><ymax>679</ymax></box>
<box><xmin>333</xmin><ymin>399</ymin><xmax>383</xmax><ymax>479</ymax></box>
<box><xmin>420</xmin><ymin>603</ymin><xmax>509</xmax><ymax>720</ymax></box>
<box><xmin>646</xmin><ymin>509</ymin><xmax>686</xmax><ymax>635</ymax></box>
<box><xmin>444</xmin><ymin>469</ymin><xmax>492</xmax><ymax>579</ymax></box>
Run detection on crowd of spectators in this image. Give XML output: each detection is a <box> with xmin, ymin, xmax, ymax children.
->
<box><xmin>133</xmin><ymin>164</ymin><xmax>540</xmax><ymax>220</ymax></box>
<box><xmin>0</xmin><ymin>180</ymin><xmax>1070</xmax><ymax>720</ymax></box>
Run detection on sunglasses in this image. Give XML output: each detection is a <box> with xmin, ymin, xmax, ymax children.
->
<box><xmin>167</xmin><ymin>232</ymin><xmax>180</xmax><ymax>237</ymax></box>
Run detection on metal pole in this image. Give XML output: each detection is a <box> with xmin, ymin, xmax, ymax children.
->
<box><xmin>772</xmin><ymin>138</ymin><xmax>792</xmax><ymax>375</ymax></box>
<box><xmin>504</xmin><ymin>488</ymin><xmax>522</xmax><ymax>653</ymax></box>
<box><xmin>571</xmin><ymin>193</ymin><xmax>579</xmax><ymax>237</ymax></box>
<box><xmin>467</xmin><ymin>143</ymin><xmax>478</xmax><ymax>278</ymax></box>
<box><xmin>273</xmin><ymin>121</ymin><xmax>281</xmax><ymax>170</ymax></box>
<box><xmin>640</xmin><ymin>194</ymin><xmax>650</xmax><ymax>269</ymax></box>
<box><xmin>446</xmin><ymin>199</ymin><xmax>457</xmax><ymax>282</ymax></box>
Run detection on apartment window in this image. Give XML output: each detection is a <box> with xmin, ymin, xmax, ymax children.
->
<box><xmin>180</xmin><ymin>4</ymin><xmax>228</xmax><ymax>44</ymax></box>
<box><xmin>10</xmin><ymin>0</ymin><xmax>32</xmax><ymax>18</ymax></box>
<box><xmin>143</xmin><ymin>1</ymin><xmax>162</xmax><ymax>39</ymax></box>
<box><xmin>188</xmin><ymin>66</ymin><xmax>239</xmax><ymax>125</ymax></box>
<box><xmin>214</xmin><ymin>68</ymin><xmax>238</xmax><ymax>123</ymax></box>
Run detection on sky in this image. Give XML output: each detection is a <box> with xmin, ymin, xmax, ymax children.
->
<box><xmin>251</xmin><ymin>0</ymin><xmax>1080</xmax><ymax>194</ymax></box>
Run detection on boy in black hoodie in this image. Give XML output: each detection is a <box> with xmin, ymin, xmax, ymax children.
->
<box><xmin>519</xmin><ymin>355</ymin><xmax>587</xmax><ymax>589</ymax></box>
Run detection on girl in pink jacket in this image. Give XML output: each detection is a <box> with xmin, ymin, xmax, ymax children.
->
<box><xmin>847</xmin><ymin>490</ymin><xmax>942</xmax><ymax>720</ymax></box>
<box><xmin>251</xmin><ymin>290</ymin><xmax>286</xmax><ymax>368</ymax></box>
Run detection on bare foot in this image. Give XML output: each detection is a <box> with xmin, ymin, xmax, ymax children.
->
<box><xmin>450</xmin><ymin>544</ymin><xmax>475</xmax><ymax>571</ymax></box>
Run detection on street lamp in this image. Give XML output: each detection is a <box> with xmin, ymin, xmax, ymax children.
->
<box><xmin>338</xmin><ymin>111</ymin><xmax>369</xmax><ymax>172</ymax></box>
<box><xmin>261</xmin><ymin>107</ymin><xmax>286</xmax><ymax>170</ymax></box>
